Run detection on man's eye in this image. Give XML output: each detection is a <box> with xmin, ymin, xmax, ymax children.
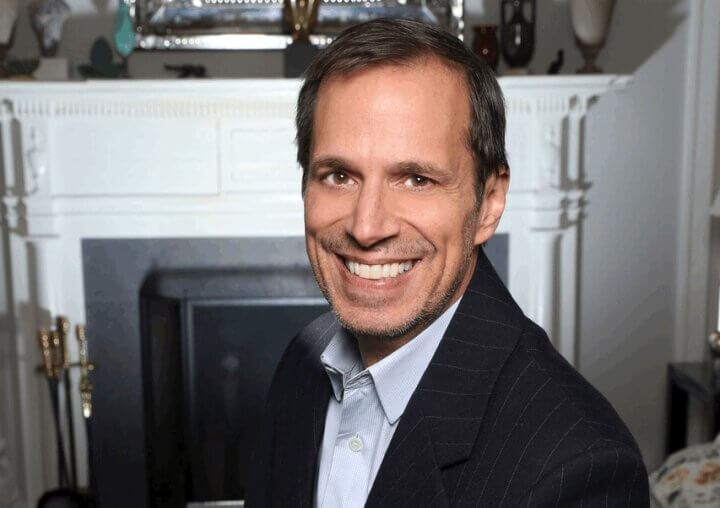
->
<box><xmin>323</xmin><ymin>171</ymin><xmax>354</xmax><ymax>186</ymax></box>
<box><xmin>404</xmin><ymin>175</ymin><xmax>432</xmax><ymax>188</ymax></box>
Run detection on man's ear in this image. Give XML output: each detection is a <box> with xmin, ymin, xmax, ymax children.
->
<box><xmin>474</xmin><ymin>166</ymin><xmax>510</xmax><ymax>245</ymax></box>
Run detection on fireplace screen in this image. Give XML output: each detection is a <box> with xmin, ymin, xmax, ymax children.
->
<box><xmin>141</xmin><ymin>269</ymin><xmax>328</xmax><ymax>506</ymax></box>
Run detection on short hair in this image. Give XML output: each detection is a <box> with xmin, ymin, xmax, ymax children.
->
<box><xmin>296</xmin><ymin>18</ymin><xmax>508</xmax><ymax>200</ymax></box>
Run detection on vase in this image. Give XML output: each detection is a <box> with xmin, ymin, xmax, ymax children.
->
<box><xmin>28</xmin><ymin>0</ymin><xmax>70</xmax><ymax>58</ymax></box>
<box><xmin>114</xmin><ymin>0</ymin><xmax>134</xmax><ymax>59</ymax></box>
<box><xmin>473</xmin><ymin>25</ymin><xmax>499</xmax><ymax>72</ymax></box>
<box><xmin>570</xmin><ymin>0</ymin><xmax>615</xmax><ymax>74</ymax></box>
<box><xmin>500</xmin><ymin>0</ymin><xmax>536</xmax><ymax>72</ymax></box>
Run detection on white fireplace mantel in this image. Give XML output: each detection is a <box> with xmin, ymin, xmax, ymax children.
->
<box><xmin>0</xmin><ymin>75</ymin><xmax>630</xmax><ymax>507</ymax></box>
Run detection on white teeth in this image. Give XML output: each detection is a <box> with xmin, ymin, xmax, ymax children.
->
<box><xmin>359</xmin><ymin>264</ymin><xmax>370</xmax><ymax>278</ymax></box>
<box><xmin>344</xmin><ymin>259</ymin><xmax>415</xmax><ymax>280</ymax></box>
<box><xmin>390</xmin><ymin>263</ymin><xmax>399</xmax><ymax>277</ymax></box>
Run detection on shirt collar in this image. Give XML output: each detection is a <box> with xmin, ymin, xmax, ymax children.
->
<box><xmin>319</xmin><ymin>298</ymin><xmax>461</xmax><ymax>424</ymax></box>
<box><xmin>320</xmin><ymin>327</ymin><xmax>363</xmax><ymax>402</ymax></box>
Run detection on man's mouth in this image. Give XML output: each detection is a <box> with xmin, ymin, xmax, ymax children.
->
<box><xmin>342</xmin><ymin>258</ymin><xmax>416</xmax><ymax>280</ymax></box>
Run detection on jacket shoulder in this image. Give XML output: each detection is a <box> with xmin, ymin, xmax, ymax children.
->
<box><xmin>456</xmin><ymin>317</ymin><xmax>648</xmax><ymax>506</ymax></box>
<box><xmin>518</xmin><ymin>319</ymin><xmax>640</xmax><ymax>451</ymax></box>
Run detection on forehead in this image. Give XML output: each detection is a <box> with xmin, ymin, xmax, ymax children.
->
<box><xmin>311</xmin><ymin>58</ymin><xmax>472</xmax><ymax>166</ymax></box>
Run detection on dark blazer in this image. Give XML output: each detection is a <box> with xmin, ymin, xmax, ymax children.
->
<box><xmin>246</xmin><ymin>250</ymin><xmax>649</xmax><ymax>507</ymax></box>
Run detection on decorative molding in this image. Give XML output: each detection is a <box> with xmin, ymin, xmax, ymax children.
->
<box><xmin>10</xmin><ymin>98</ymin><xmax>297</xmax><ymax>120</ymax></box>
<box><xmin>1</xmin><ymin>197</ymin><xmax>23</xmax><ymax>233</ymax></box>
<box><xmin>24</xmin><ymin>127</ymin><xmax>47</xmax><ymax>195</ymax></box>
<box><xmin>0</xmin><ymin>76</ymin><xmax>628</xmax><ymax>119</ymax></box>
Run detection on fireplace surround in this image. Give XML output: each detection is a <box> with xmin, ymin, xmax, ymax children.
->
<box><xmin>0</xmin><ymin>76</ymin><xmax>629</xmax><ymax>506</ymax></box>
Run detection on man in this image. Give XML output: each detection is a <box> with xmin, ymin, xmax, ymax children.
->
<box><xmin>247</xmin><ymin>18</ymin><xmax>648</xmax><ymax>507</ymax></box>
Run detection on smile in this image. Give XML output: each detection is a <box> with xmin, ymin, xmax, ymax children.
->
<box><xmin>343</xmin><ymin>258</ymin><xmax>416</xmax><ymax>280</ymax></box>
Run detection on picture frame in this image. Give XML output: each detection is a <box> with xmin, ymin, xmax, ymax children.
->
<box><xmin>124</xmin><ymin>0</ymin><xmax>464</xmax><ymax>50</ymax></box>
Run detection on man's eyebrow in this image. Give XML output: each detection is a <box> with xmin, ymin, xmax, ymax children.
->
<box><xmin>392</xmin><ymin>160</ymin><xmax>449</xmax><ymax>177</ymax></box>
<box><xmin>309</xmin><ymin>157</ymin><xmax>353</xmax><ymax>174</ymax></box>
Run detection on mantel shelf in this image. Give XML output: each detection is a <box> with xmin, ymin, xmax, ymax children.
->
<box><xmin>0</xmin><ymin>74</ymin><xmax>632</xmax><ymax>95</ymax></box>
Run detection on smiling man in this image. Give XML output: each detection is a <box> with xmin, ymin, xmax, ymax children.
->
<box><xmin>246</xmin><ymin>18</ymin><xmax>648</xmax><ymax>508</ymax></box>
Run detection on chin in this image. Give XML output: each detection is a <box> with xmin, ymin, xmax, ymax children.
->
<box><xmin>335</xmin><ymin>304</ymin><xmax>432</xmax><ymax>341</ymax></box>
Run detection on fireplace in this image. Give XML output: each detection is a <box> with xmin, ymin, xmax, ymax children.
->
<box><xmin>0</xmin><ymin>77</ymin><xmax>628</xmax><ymax>505</ymax></box>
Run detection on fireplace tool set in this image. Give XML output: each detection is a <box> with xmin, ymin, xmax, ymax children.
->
<box><xmin>37</xmin><ymin>316</ymin><xmax>95</xmax><ymax>505</ymax></box>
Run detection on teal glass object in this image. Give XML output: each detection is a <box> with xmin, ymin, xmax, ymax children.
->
<box><xmin>114</xmin><ymin>1</ymin><xmax>134</xmax><ymax>58</ymax></box>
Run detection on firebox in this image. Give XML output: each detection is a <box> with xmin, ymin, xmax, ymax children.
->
<box><xmin>140</xmin><ymin>268</ymin><xmax>328</xmax><ymax>506</ymax></box>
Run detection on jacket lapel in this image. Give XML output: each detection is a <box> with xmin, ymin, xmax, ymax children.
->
<box><xmin>366</xmin><ymin>249</ymin><xmax>525</xmax><ymax>506</ymax></box>
<box><xmin>272</xmin><ymin>314</ymin><xmax>337</xmax><ymax>508</ymax></box>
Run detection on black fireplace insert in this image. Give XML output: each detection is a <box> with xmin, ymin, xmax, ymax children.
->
<box><xmin>140</xmin><ymin>268</ymin><xmax>328</xmax><ymax>506</ymax></box>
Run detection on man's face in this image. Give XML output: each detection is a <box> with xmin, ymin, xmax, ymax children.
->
<box><xmin>304</xmin><ymin>58</ymin><xmax>503</xmax><ymax>342</ymax></box>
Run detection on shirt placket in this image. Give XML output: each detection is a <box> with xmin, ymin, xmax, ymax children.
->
<box><xmin>322</xmin><ymin>375</ymin><xmax>374</xmax><ymax>508</ymax></box>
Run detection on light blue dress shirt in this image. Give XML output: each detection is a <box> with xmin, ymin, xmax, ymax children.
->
<box><xmin>315</xmin><ymin>299</ymin><xmax>461</xmax><ymax>508</ymax></box>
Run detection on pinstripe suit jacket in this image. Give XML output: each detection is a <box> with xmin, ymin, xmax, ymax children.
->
<box><xmin>246</xmin><ymin>250</ymin><xmax>649</xmax><ymax>507</ymax></box>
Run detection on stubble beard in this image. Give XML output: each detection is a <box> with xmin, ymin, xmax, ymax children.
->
<box><xmin>309</xmin><ymin>211</ymin><xmax>479</xmax><ymax>343</ymax></box>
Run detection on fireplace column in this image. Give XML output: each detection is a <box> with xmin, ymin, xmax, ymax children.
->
<box><xmin>1</xmin><ymin>98</ymin><xmax>66</xmax><ymax>505</ymax></box>
<box><xmin>523</xmin><ymin>92</ymin><xmax>596</xmax><ymax>365</ymax></box>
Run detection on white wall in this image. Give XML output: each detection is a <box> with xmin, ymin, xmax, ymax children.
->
<box><xmin>579</xmin><ymin>0</ymin><xmax>688</xmax><ymax>470</ymax></box>
<box><xmin>7</xmin><ymin>0</ymin><xmax>691</xmax><ymax>474</ymax></box>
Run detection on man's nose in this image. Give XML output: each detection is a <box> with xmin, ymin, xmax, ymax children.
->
<box><xmin>347</xmin><ymin>180</ymin><xmax>400</xmax><ymax>248</ymax></box>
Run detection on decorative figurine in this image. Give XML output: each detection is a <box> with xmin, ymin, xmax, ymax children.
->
<box><xmin>283</xmin><ymin>0</ymin><xmax>320</xmax><ymax>43</ymax></box>
<box><xmin>77</xmin><ymin>37</ymin><xmax>127</xmax><ymax>78</ymax></box>
<box><xmin>472</xmin><ymin>24</ymin><xmax>499</xmax><ymax>72</ymax></box>
<box><xmin>570</xmin><ymin>0</ymin><xmax>615</xmax><ymax>74</ymax></box>
<box><xmin>28</xmin><ymin>0</ymin><xmax>70</xmax><ymax>79</ymax></box>
<box><xmin>28</xmin><ymin>0</ymin><xmax>70</xmax><ymax>58</ymax></box>
<box><xmin>0</xmin><ymin>0</ymin><xmax>19</xmax><ymax>77</ymax></box>
<box><xmin>500</xmin><ymin>0</ymin><xmax>536</xmax><ymax>74</ymax></box>
<box><xmin>283</xmin><ymin>0</ymin><xmax>321</xmax><ymax>77</ymax></box>
<box><xmin>547</xmin><ymin>49</ymin><xmax>564</xmax><ymax>75</ymax></box>
<box><xmin>114</xmin><ymin>0</ymin><xmax>134</xmax><ymax>60</ymax></box>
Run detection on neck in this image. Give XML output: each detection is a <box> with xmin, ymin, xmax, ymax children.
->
<box><xmin>356</xmin><ymin>334</ymin><xmax>414</xmax><ymax>368</ymax></box>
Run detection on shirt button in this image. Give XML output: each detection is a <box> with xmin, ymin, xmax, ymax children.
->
<box><xmin>348</xmin><ymin>435</ymin><xmax>363</xmax><ymax>452</ymax></box>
